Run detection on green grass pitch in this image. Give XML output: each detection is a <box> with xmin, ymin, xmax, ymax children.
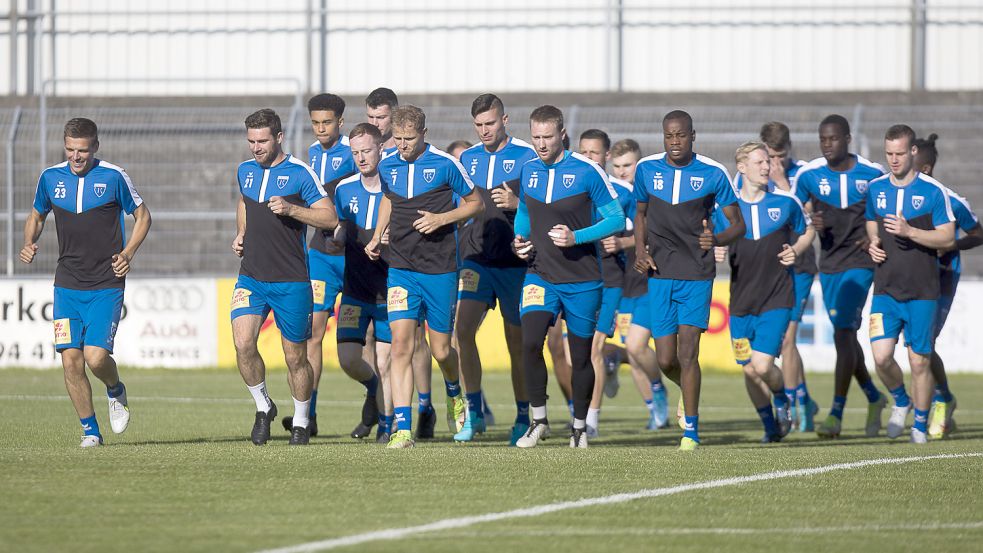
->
<box><xmin>1</xmin><ymin>368</ymin><xmax>982</xmax><ymax>552</ymax></box>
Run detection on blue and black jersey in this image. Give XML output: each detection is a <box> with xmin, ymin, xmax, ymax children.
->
<box><xmin>938</xmin><ymin>187</ymin><xmax>978</xmax><ymax>281</ymax></box>
<box><xmin>599</xmin><ymin>177</ymin><xmax>635</xmax><ymax>288</ymax></box>
<box><xmin>378</xmin><ymin>144</ymin><xmax>475</xmax><ymax>274</ymax></box>
<box><xmin>865</xmin><ymin>173</ymin><xmax>954</xmax><ymax>301</ymax></box>
<box><xmin>237</xmin><ymin>154</ymin><xmax>326</xmax><ymax>282</ymax></box>
<box><xmin>634</xmin><ymin>152</ymin><xmax>736</xmax><ymax>281</ymax></box>
<box><xmin>33</xmin><ymin>159</ymin><xmax>144</xmax><ymax>290</ymax></box>
<box><xmin>308</xmin><ymin>137</ymin><xmax>356</xmax><ymax>254</ymax></box>
<box><xmin>334</xmin><ymin>174</ymin><xmax>388</xmax><ymax>304</ymax></box>
<box><xmin>713</xmin><ymin>191</ymin><xmax>807</xmax><ymax>316</ymax></box>
<box><xmin>518</xmin><ymin>151</ymin><xmax>618</xmax><ymax>284</ymax></box>
<box><xmin>459</xmin><ymin>137</ymin><xmax>537</xmax><ymax>268</ymax></box>
<box><xmin>793</xmin><ymin>154</ymin><xmax>883</xmax><ymax>273</ymax></box>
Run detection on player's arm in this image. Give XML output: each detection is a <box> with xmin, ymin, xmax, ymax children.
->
<box><xmin>113</xmin><ymin>203</ymin><xmax>152</xmax><ymax>277</ymax></box>
<box><xmin>269</xmin><ymin>196</ymin><xmax>338</xmax><ymax>230</ymax></box>
<box><xmin>791</xmin><ymin>224</ymin><xmax>815</xmax><ymax>258</ymax></box>
<box><xmin>884</xmin><ymin>216</ymin><xmax>954</xmax><ymax>249</ymax></box>
<box><xmin>365</xmin><ymin>195</ymin><xmax>391</xmax><ymax>261</ymax></box>
<box><xmin>19</xmin><ymin>209</ymin><xmax>46</xmax><ymax>264</ymax></box>
<box><xmin>512</xmin><ymin>195</ymin><xmax>534</xmax><ymax>259</ymax></box>
<box><xmin>491</xmin><ymin>180</ymin><xmax>520</xmax><ymax>210</ymax></box>
<box><xmin>955</xmin><ymin>222</ymin><xmax>983</xmax><ymax>251</ymax></box>
<box><xmin>414</xmin><ymin>189</ymin><xmax>484</xmax><ymax>235</ymax></box>
<box><xmin>866</xmin><ymin>219</ymin><xmax>886</xmax><ymax>263</ymax></box>
<box><xmin>550</xmin><ymin>199</ymin><xmax>625</xmax><ymax>247</ymax></box>
<box><xmin>709</xmin><ymin>204</ymin><xmax>746</xmax><ymax>247</ymax></box>
<box><xmin>633</xmin><ymin>201</ymin><xmax>656</xmax><ymax>272</ymax></box>
<box><xmin>233</xmin><ymin>195</ymin><xmax>246</xmax><ymax>257</ymax></box>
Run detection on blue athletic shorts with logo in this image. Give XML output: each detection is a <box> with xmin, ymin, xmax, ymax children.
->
<box><xmin>53</xmin><ymin>287</ymin><xmax>125</xmax><ymax>352</ymax></box>
<box><xmin>308</xmin><ymin>248</ymin><xmax>344</xmax><ymax>316</ymax></box>
<box><xmin>457</xmin><ymin>260</ymin><xmax>525</xmax><ymax>326</ymax></box>
<box><xmin>934</xmin><ymin>269</ymin><xmax>959</xmax><ymax>339</ymax></box>
<box><xmin>231</xmin><ymin>274</ymin><xmax>313</xmax><ymax>343</ymax></box>
<box><xmin>646</xmin><ymin>278</ymin><xmax>714</xmax><ymax>339</ymax></box>
<box><xmin>615</xmin><ymin>295</ymin><xmax>643</xmax><ymax>343</ymax></box>
<box><xmin>336</xmin><ymin>295</ymin><xmax>391</xmax><ymax>345</ymax></box>
<box><xmin>519</xmin><ymin>273</ymin><xmax>602</xmax><ymax>339</ymax></box>
<box><xmin>596</xmin><ymin>286</ymin><xmax>623</xmax><ymax>338</ymax></box>
<box><xmin>791</xmin><ymin>271</ymin><xmax>815</xmax><ymax>323</ymax></box>
<box><xmin>387</xmin><ymin>268</ymin><xmax>457</xmax><ymax>334</ymax></box>
<box><xmin>729</xmin><ymin>308</ymin><xmax>792</xmax><ymax>364</ymax></box>
<box><xmin>869</xmin><ymin>294</ymin><xmax>937</xmax><ymax>356</ymax></box>
<box><xmin>818</xmin><ymin>268</ymin><xmax>873</xmax><ymax>330</ymax></box>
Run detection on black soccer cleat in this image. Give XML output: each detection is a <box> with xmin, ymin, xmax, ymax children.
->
<box><xmin>760</xmin><ymin>432</ymin><xmax>783</xmax><ymax>444</ymax></box>
<box><xmin>289</xmin><ymin>425</ymin><xmax>310</xmax><ymax>445</ymax></box>
<box><xmin>415</xmin><ymin>405</ymin><xmax>436</xmax><ymax>440</ymax></box>
<box><xmin>282</xmin><ymin>414</ymin><xmax>318</xmax><ymax>437</ymax></box>
<box><xmin>351</xmin><ymin>395</ymin><xmax>379</xmax><ymax>438</ymax></box>
<box><xmin>251</xmin><ymin>401</ymin><xmax>278</xmax><ymax>446</ymax></box>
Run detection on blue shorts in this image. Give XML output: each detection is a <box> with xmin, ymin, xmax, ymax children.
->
<box><xmin>336</xmin><ymin>295</ymin><xmax>391</xmax><ymax>345</ymax></box>
<box><xmin>818</xmin><ymin>268</ymin><xmax>873</xmax><ymax>330</ymax></box>
<box><xmin>615</xmin><ymin>295</ymin><xmax>644</xmax><ymax>343</ymax></box>
<box><xmin>934</xmin><ymin>269</ymin><xmax>959</xmax><ymax>338</ymax></box>
<box><xmin>869</xmin><ymin>294</ymin><xmax>937</xmax><ymax>356</ymax></box>
<box><xmin>53</xmin><ymin>287</ymin><xmax>125</xmax><ymax>352</ymax></box>
<box><xmin>457</xmin><ymin>260</ymin><xmax>525</xmax><ymax>326</ymax></box>
<box><xmin>646</xmin><ymin>278</ymin><xmax>713</xmax><ymax>339</ymax></box>
<box><xmin>519</xmin><ymin>273</ymin><xmax>602</xmax><ymax>339</ymax></box>
<box><xmin>791</xmin><ymin>271</ymin><xmax>815</xmax><ymax>323</ymax></box>
<box><xmin>596</xmin><ymin>286</ymin><xmax>623</xmax><ymax>337</ymax></box>
<box><xmin>231</xmin><ymin>274</ymin><xmax>313</xmax><ymax>343</ymax></box>
<box><xmin>387</xmin><ymin>268</ymin><xmax>457</xmax><ymax>334</ymax></box>
<box><xmin>729</xmin><ymin>308</ymin><xmax>792</xmax><ymax>364</ymax></box>
<box><xmin>308</xmin><ymin>248</ymin><xmax>344</xmax><ymax>316</ymax></box>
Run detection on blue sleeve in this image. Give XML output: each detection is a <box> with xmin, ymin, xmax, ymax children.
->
<box><xmin>587</xmin><ymin>169</ymin><xmax>617</xmax><ymax>207</ymax></box>
<box><xmin>792</xmin><ymin>170</ymin><xmax>811</xmax><ymax>204</ymax></box>
<box><xmin>789</xmin><ymin>198</ymin><xmax>807</xmax><ymax>234</ymax></box>
<box><xmin>446</xmin><ymin>159</ymin><xmax>475</xmax><ymax>198</ymax></box>
<box><xmin>634</xmin><ymin>163</ymin><xmax>650</xmax><ymax>203</ymax></box>
<box><xmin>115</xmin><ymin>170</ymin><xmax>142</xmax><ymax>215</ymax></box>
<box><xmin>710</xmin><ymin>203</ymin><xmax>729</xmax><ymax>233</ymax></box>
<box><xmin>573</xmin><ymin>197</ymin><xmax>625</xmax><ymax>245</ymax></box>
<box><xmin>951</xmin><ymin>194</ymin><xmax>979</xmax><ymax>232</ymax></box>
<box><xmin>32</xmin><ymin>174</ymin><xmax>51</xmax><ymax>216</ymax></box>
<box><xmin>864</xmin><ymin>187</ymin><xmax>877</xmax><ymax>221</ymax></box>
<box><xmin>514</xmin><ymin>196</ymin><xmax>531</xmax><ymax>238</ymax></box>
<box><xmin>714</xmin><ymin>169</ymin><xmax>737</xmax><ymax>207</ymax></box>
<box><xmin>333</xmin><ymin>185</ymin><xmax>348</xmax><ymax>223</ymax></box>
<box><xmin>300</xmin><ymin>169</ymin><xmax>327</xmax><ymax>207</ymax></box>
<box><xmin>932</xmin><ymin>189</ymin><xmax>955</xmax><ymax>227</ymax></box>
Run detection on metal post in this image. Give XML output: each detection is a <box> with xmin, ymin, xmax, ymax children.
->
<box><xmin>50</xmin><ymin>0</ymin><xmax>56</xmax><ymax>96</ymax></box>
<box><xmin>910</xmin><ymin>0</ymin><xmax>926</xmax><ymax>91</ymax></box>
<box><xmin>40</xmin><ymin>80</ymin><xmax>48</xmax><ymax>170</ymax></box>
<box><xmin>319</xmin><ymin>0</ymin><xmax>327</xmax><ymax>92</ymax></box>
<box><xmin>616</xmin><ymin>0</ymin><xmax>624</xmax><ymax>92</ymax></box>
<box><xmin>26</xmin><ymin>0</ymin><xmax>36</xmax><ymax>95</ymax></box>
<box><xmin>7</xmin><ymin>106</ymin><xmax>24</xmax><ymax>276</ymax></box>
<box><xmin>604</xmin><ymin>0</ymin><xmax>613</xmax><ymax>91</ymax></box>
<box><xmin>305</xmin><ymin>0</ymin><xmax>313</xmax><ymax>95</ymax></box>
<box><xmin>9</xmin><ymin>1</ymin><xmax>18</xmax><ymax>95</ymax></box>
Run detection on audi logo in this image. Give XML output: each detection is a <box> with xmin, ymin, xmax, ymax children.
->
<box><xmin>130</xmin><ymin>285</ymin><xmax>206</xmax><ymax>312</ymax></box>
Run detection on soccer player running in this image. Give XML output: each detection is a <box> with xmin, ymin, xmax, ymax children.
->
<box><xmin>716</xmin><ymin>142</ymin><xmax>812</xmax><ymax>443</ymax></box>
<box><xmin>231</xmin><ymin>109</ymin><xmax>337</xmax><ymax>446</ymax></box>
<box><xmin>512</xmin><ymin>105</ymin><xmax>626</xmax><ymax>449</ymax></box>
<box><xmin>334</xmin><ymin>123</ymin><xmax>397</xmax><ymax>443</ymax></box>
<box><xmin>454</xmin><ymin>94</ymin><xmax>537</xmax><ymax>444</ymax></box>
<box><xmin>793</xmin><ymin>114</ymin><xmax>888</xmax><ymax>438</ymax></box>
<box><xmin>22</xmin><ymin>118</ymin><xmax>151</xmax><ymax>448</ymax></box>
<box><xmin>365</xmin><ymin>105</ymin><xmax>483</xmax><ymax>449</ymax></box>
<box><xmin>864</xmin><ymin>124</ymin><xmax>955</xmax><ymax>443</ymax></box>
<box><xmin>633</xmin><ymin>110</ymin><xmax>745</xmax><ymax>450</ymax></box>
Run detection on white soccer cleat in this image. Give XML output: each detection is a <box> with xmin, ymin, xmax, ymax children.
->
<box><xmin>80</xmin><ymin>435</ymin><xmax>103</xmax><ymax>448</ymax></box>
<box><xmin>108</xmin><ymin>393</ymin><xmax>130</xmax><ymax>434</ymax></box>
<box><xmin>570</xmin><ymin>428</ymin><xmax>589</xmax><ymax>448</ymax></box>
<box><xmin>515</xmin><ymin>420</ymin><xmax>550</xmax><ymax>448</ymax></box>
<box><xmin>886</xmin><ymin>404</ymin><xmax>911</xmax><ymax>439</ymax></box>
<box><xmin>910</xmin><ymin>428</ymin><xmax>927</xmax><ymax>444</ymax></box>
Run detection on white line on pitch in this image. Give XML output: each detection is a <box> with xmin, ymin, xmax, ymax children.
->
<box><xmin>255</xmin><ymin>453</ymin><xmax>983</xmax><ymax>553</ymax></box>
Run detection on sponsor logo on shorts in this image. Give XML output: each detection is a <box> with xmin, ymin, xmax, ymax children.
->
<box><xmin>731</xmin><ymin>337</ymin><xmax>751</xmax><ymax>363</ymax></box>
<box><xmin>338</xmin><ymin>304</ymin><xmax>362</xmax><ymax>329</ymax></box>
<box><xmin>458</xmin><ymin>269</ymin><xmax>480</xmax><ymax>293</ymax></box>
<box><xmin>522</xmin><ymin>284</ymin><xmax>546</xmax><ymax>308</ymax></box>
<box><xmin>231</xmin><ymin>288</ymin><xmax>251</xmax><ymax>310</ymax></box>
<box><xmin>311</xmin><ymin>280</ymin><xmax>326</xmax><ymax>305</ymax></box>
<box><xmin>869</xmin><ymin>312</ymin><xmax>885</xmax><ymax>338</ymax></box>
<box><xmin>53</xmin><ymin>318</ymin><xmax>72</xmax><ymax>345</ymax></box>
<box><xmin>616</xmin><ymin>313</ymin><xmax>632</xmax><ymax>339</ymax></box>
<box><xmin>387</xmin><ymin>286</ymin><xmax>409</xmax><ymax>312</ymax></box>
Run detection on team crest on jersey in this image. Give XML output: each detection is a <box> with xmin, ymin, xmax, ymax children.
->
<box><xmin>856</xmin><ymin>180</ymin><xmax>869</xmax><ymax>193</ymax></box>
<box><xmin>503</xmin><ymin>160</ymin><xmax>515</xmax><ymax>173</ymax></box>
<box><xmin>423</xmin><ymin>168</ymin><xmax>436</xmax><ymax>183</ymax></box>
<box><xmin>912</xmin><ymin>195</ymin><xmax>924</xmax><ymax>209</ymax></box>
<box><xmin>93</xmin><ymin>183</ymin><xmax>107</xmax><ymax>198</ymax></box>
<box><xmin>768</xmin><ymin>207</ymin><xmax>781</xmax><ymax>222</ymax></box>
<box><xmin>331</xmin><ymin>157</ymin><xmax>343</xmax><ymax>171</ymax></box>
<box><xmin>690</xmin><ymin>176</ymin><xmax>704</xmax><ymax>191</ymax></box>
<box><xmin>528</xmin><ymin>172</ymin><xmax>539</xmax><ymax>188</ymax></box>
<box><xmin>276</xmin><ymin>175</ymin><xmax>289</xmax><ymax>189</ymax></box>
<box><xmin>562</xmin><ymin>174</ymin><xmax>575</xmax><ymax>188</ymax></box>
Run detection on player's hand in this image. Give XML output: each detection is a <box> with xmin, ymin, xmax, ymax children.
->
<box><xmin>19</xmin><ymin>243</ymin><xmax>38</xmax><ymax>264</ymax></box>
<box><xmin>413</xmin><ymin>210</ymin><xmax>446</xmax><ymax>234</ymax></box>
<box><xmin>267</xmin><ymin>196</ymin><xmax>294</xmax><ymax>217</ymax></box>
<box><xmin>601</xmin><ymin>236</ymin><xmax>620</xmax><ymax>254</ymax></box>
<box><xmin>883</xmin><ymin>213</ymin><xmax>912</xmax><ymax>238</ymax></box>
<box><xmin>513</xmin><ymin>235</ymin><xmax>534</xmax><ymax>260</ymax></box>
<box><xmin>112</xmin><ymin>251</ymin><xmax>132</xmax><ymax>277</ymax></box>
<box><xmin>811</xmin><ymin>210</ymin><xmax>826</xmax><ymax>232</ymax></box>
<box><xmin>714</xmin><ymin>245</ymin><xmax>728</xmax><ymax>263</ymax></box>
<box><xmin>853</xmin><ymin>236</ymin><xmax>871</xmax><ymax>253</ymax></box>
<box><xmin>868</xmin><ymin>236</ymin><xmax>887</xmax><ymax>263</ymax></box>
<box><xmin>548</xmin><ymin>224</ymin><xmax>575</xmax><ymax>247</ymax></box>
<box><xmin>365</xmin><ymin>236</ymin><xmax>382</xmax><ymax>261</ymax></box>
<box><xmin>232</xmin><ymin>234</ymin><xmax>245</xmax><ymax>257</ymax></box>
<box><xmin>777</xmin><ymin>243</ymin><xmax>796</xmax><ymax>266</ymax></box>
<box><xmin>698</xmin><ymin>219</ymin><xmax>715</xmax><ymax>250</ymax></box>
<box><xmin>634</xmin><ymin>248</ymin><xmax>657</xmax><ymax>273</ymax></box>
<box><xmin>380</xmin><ymin>227</ymin><xmax>390</xmax><ymax>245</ymax></box>
<box><xmin>491</xmin><ymin>186</ymin><xmax>518</xmax><ymax>210</ymax></box>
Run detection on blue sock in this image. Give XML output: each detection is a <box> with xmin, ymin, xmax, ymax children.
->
<box><xmin>796</xmin><ymin>382</ymin><xmax>811</xmax><ymax>406</ymax></box>
<box><xmin>444</xmin><ymin>379</ymin><xmax>461</xmax><ymax>398</ymax></box>
<box><xmin>773</xmin><ymin>391</ymin><xmax>789</xmax><ymax>410</ymax></box>
<box><xmin>382</xmin><ymin>414</ymin><xmax>394</xmax><ymax>434</ymax></box>
<box><xmin>394</xmin><ymin>406</ymin><xmax>412</xmax><ymax>432</ymax></box>
<box><xmin>830</xmin><ymin>395</ymin><xmax>846</xmax><ymax>420</ymax></box>
<box><xmin>860</xmin><ymin>380</ymin><xmax>882</xmax><ymax>403</ymax></box>
<box><xmin>651</xmin><ymin>378</ymin><xmax>665</xmax><ymax>393</ymax></box>
<box><xmin>107</xmin><ymin>381</ymin><xmax>125</xmax><ymax>399</ymax></box>
<box><xmin>361</xmin><ymin>375</ymin><xmax>378</xmax><ymax>396</ymax></box>
<box><xmin>784</xmin><ymin>388</ymin><xmax>796</xmax><ymax>409</ymax></box>
<box><xmin>567</xmin><ymin>399</ymin><xmax>574</xmax><ymax>417</ymax></box>
<box><xmin>644</xmin><ymin>398</ymin><xmax>654</xmax><ymax>412</ymax></box>
<box><xmin>934</xmin><ymin>383</ymin><xmax>954</xmax><ymax>403</ymax></box>
<box><xmin>80</xmin><ymin>414</ymin><xmax>101</xmax><ymax>437</ymax></box>
<box><xmin>889</xmin><ymin>384</ymin><xmax>910</xmax><ymax>408</ymax></box>
<box><xmin>417</xmin><ymin>392</ymin><xmax>432</xmax><ymax>414</ymax></box>
<box><xmin>683</xmin><ymin>415</ymin><xmax>699</xmax><ymax>441</ymax></box>
<box><xmin>481</xmin><ymin>391</ymin><xmax>494</xmax><ymax>415</ymax></box>
<box><xmin>377</xmin><ymin>412</ymin><xmax>387</xmax><ymax>431</ymax></box>
<box><xmin>757</xmin><ymin>405</ymin><xmax>778</xmax><ymax>436</ymax></box>
<box><xmin>913</xmin><ymin>408</ymin><xmax>929</xmax><ymax>433</ymax></box>
<box><xmin>309</xmin><ymin>389</ymin><xmax>318</xmax><ymax>417</ymax></box>
<box><xmin>515</xmin><ymin>401</ymin><xmax>530</xmax><ymax>425</ymax></box>
<box><xmin>466</xmin><ymin>391</ymin><xmax>483</xmax><ymax>419</ymax></box>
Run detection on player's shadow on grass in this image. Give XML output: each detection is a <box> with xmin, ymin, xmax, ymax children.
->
<box><xmin>118</xmin><ymin>436</ymin><xmax>247</xmax><ymax>446</ymax></box>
